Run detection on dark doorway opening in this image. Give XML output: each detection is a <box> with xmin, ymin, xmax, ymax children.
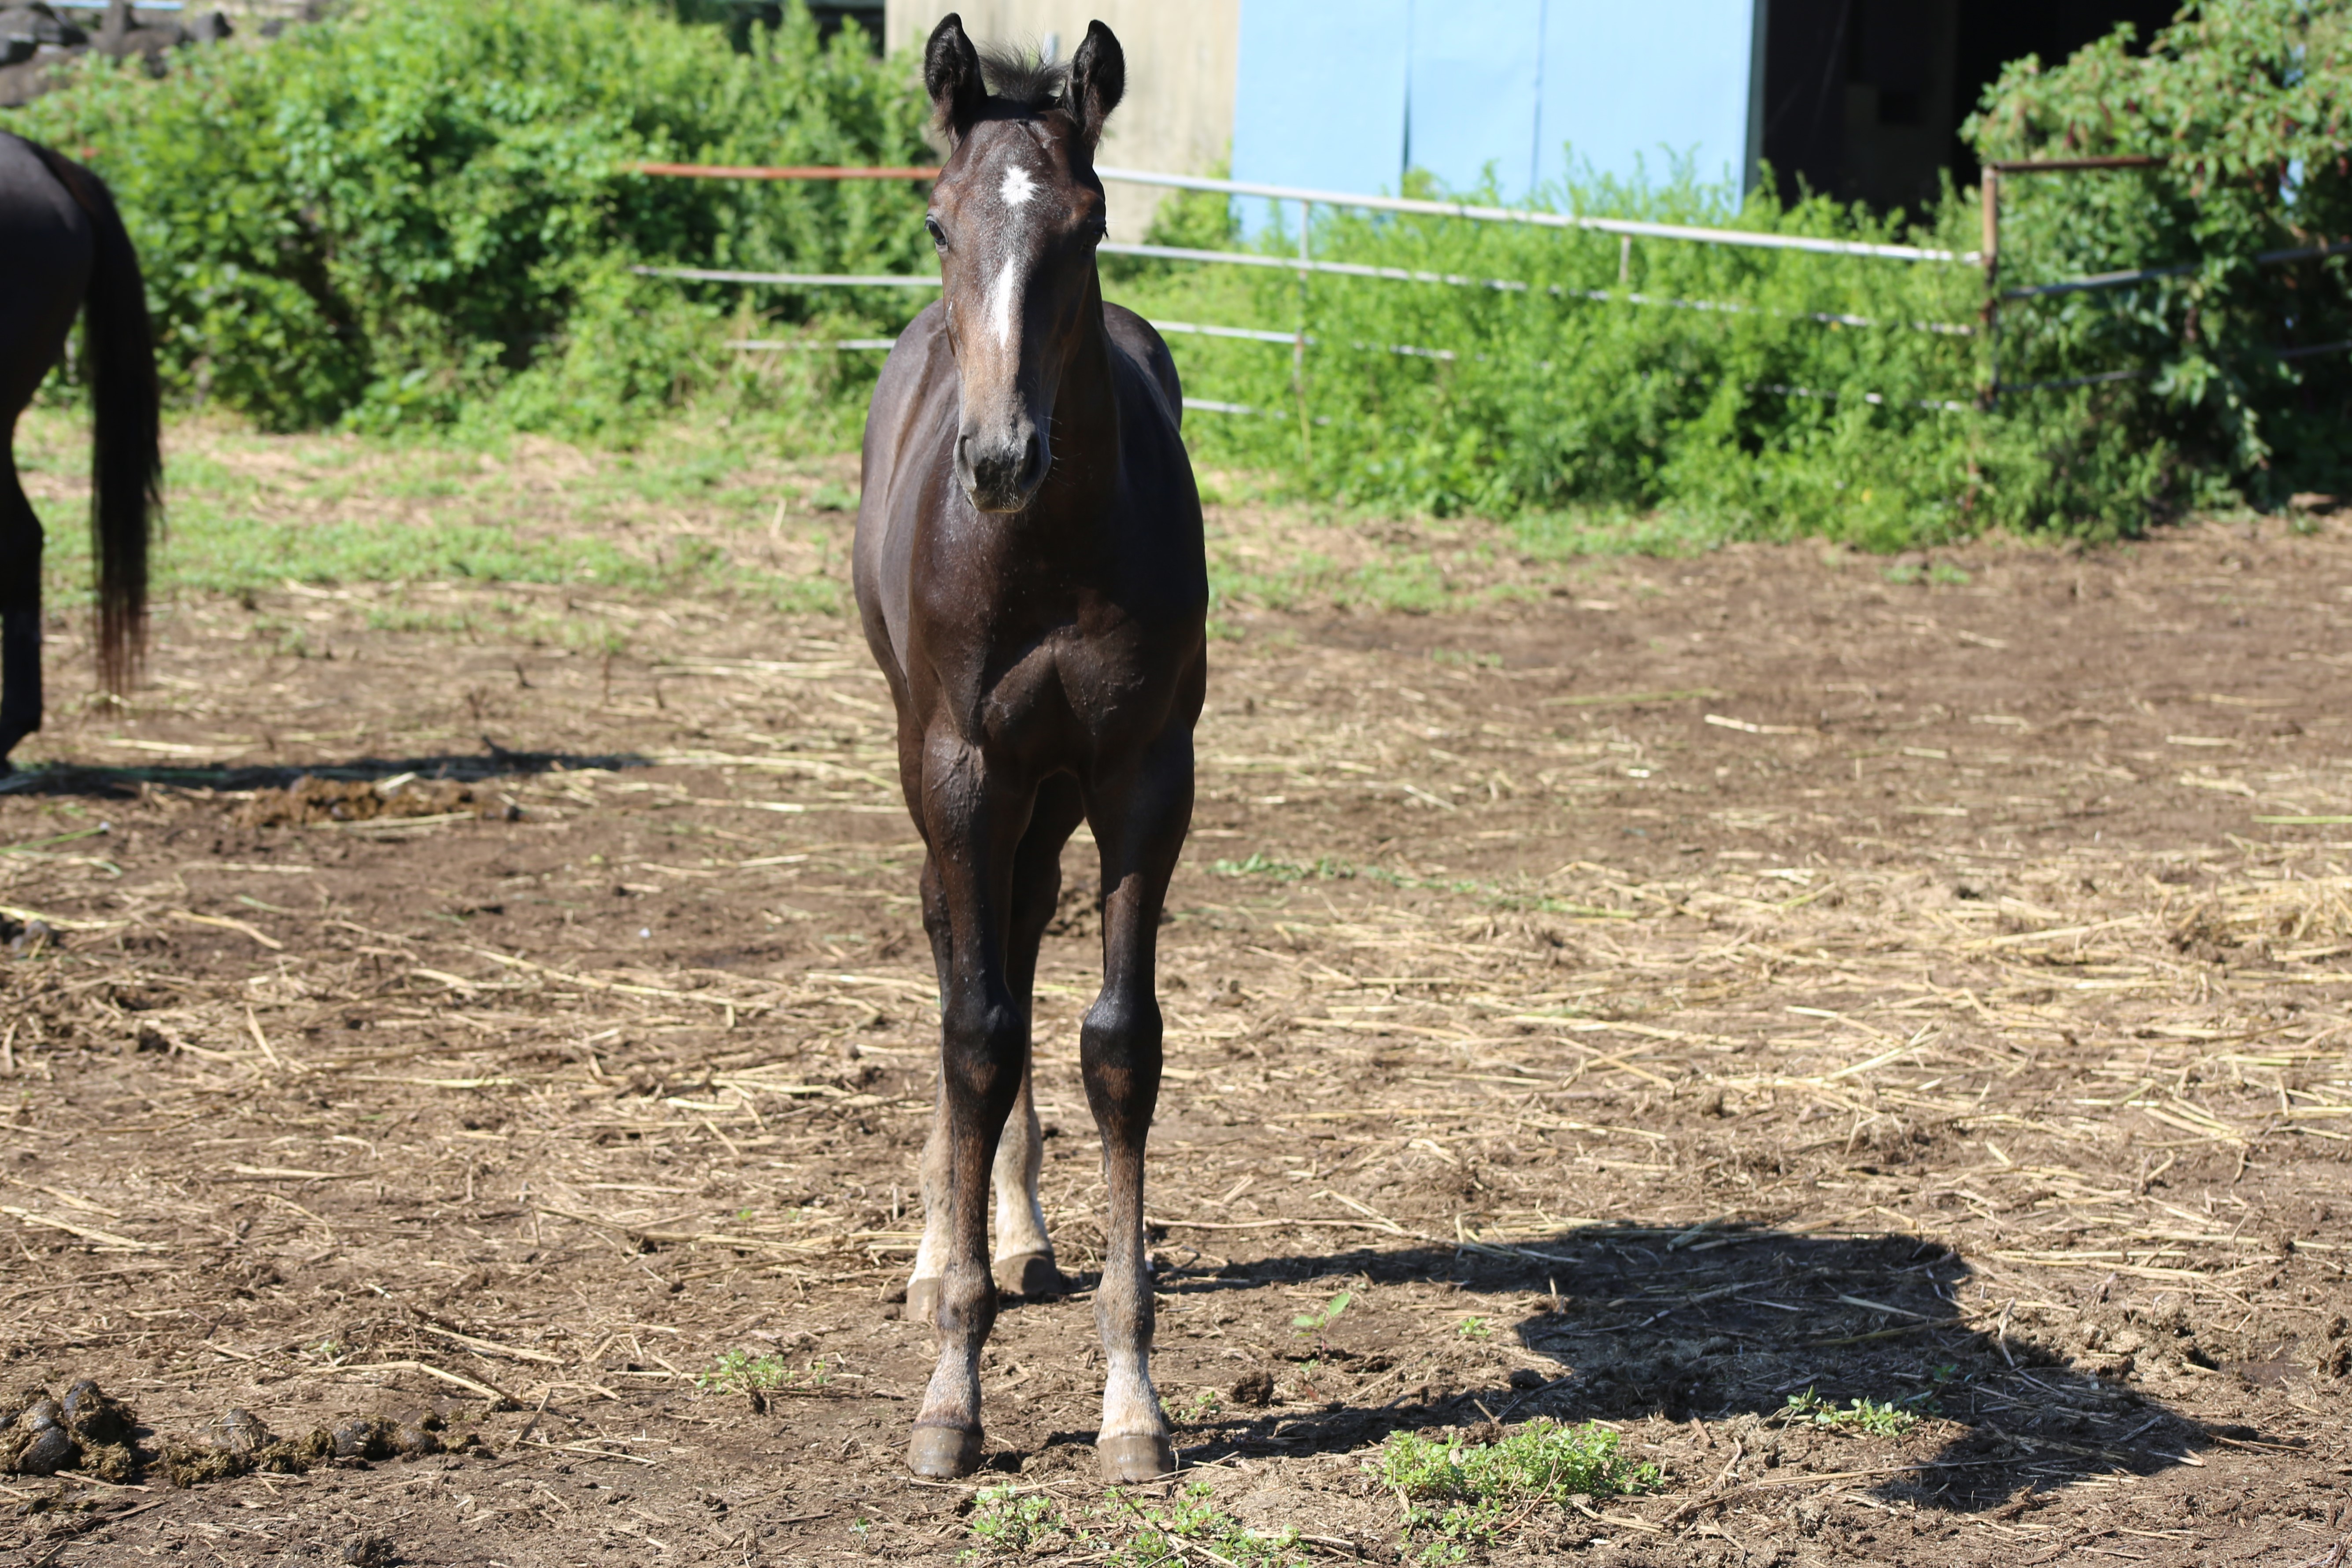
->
<box><xmin>1759</xmin><ymin>0</ymin><xmax>2177</xmax><ymax>215</ymax></box>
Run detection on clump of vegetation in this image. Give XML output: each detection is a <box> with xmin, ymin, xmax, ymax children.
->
<box><xmin>963</xmin><ymin>1486</ymin><xmax>1081</xmax><ymax>1560</ymax></box>
<box><xmin>1374</xmin><ymin>1419</ymin><xmax>1660</xmax><ymax>1562</ymax></box>
<box><xmin>960</xmin><ymin>1483</ymin><xmax>1306</xmax><ymax>1567</ymax></box>
<box><xmin>695</xmin><ymin>1350</ymin><xmax>829</xmax><ymax>1399</ymax></box>
<box><xmin>1117</xmin><ymin>0</ymin><xmax>2352</xmax><ymax>543</ymax></box>
<box><xmin>14</xmin><ymin>0</ymin><xmax>2345</xmax><ymax>549</ymax></box>
<box><xmin>11</xmin><ymin>0</ymin><xmax>931</xmax><ymax>437</ymax></box>
<box><xmin>1775</xmin><ymin>1387</ymin><xmax>1920</xmax><ymax>1437</ymax></box>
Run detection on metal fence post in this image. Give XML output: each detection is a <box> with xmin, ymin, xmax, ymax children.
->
<box><xmin>1980</xmin><ymin>168</ymin><xmax>2000</xmax><ymax>410</ymax></box>
<box><xmin>1294</xmin><ymin>197</ymin><xmax>1312</xmax><ymax>453</ymax></box>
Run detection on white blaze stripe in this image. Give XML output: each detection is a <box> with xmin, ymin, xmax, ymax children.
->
<box><xmin>1000</xmin><ymin>164</ymin><xmax>1037</xmax><ymax>207</ymax></box>
<box><xmin>989</xmin><ymin>261</ymin><xmax>1019</xmax><ymax>348</ymax></box>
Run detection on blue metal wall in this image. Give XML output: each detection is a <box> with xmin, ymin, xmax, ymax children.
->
<box><xmin>1231</xmin><ymin>0</ymin><xmax>1761</xmax><ymax>209</ymax></box>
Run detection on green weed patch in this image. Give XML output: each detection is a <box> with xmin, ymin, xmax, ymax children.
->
<box><xmin>1373</xmin><ymin>1420</ymin><xmax>1660</xmax><ymax>1563</ymax></box>
<box><xmin>1775</xmin><ymin>1387</ymin><xmax>1923</xmax><ymax>1437</ymax></box>
<box><xmin>960</xmin><ymin>1483</ymin><xmax>1307</xmax><ymax>1568</ymax></box>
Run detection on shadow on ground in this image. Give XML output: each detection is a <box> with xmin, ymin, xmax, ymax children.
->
<box><xmin>0</xmin><ymin>743</ymin><xmax>651</xmax><ymax>796</ymax></box>
<box><xmin>1121</xmin><ymin>1224</ymin><xmax>2279</xmax><ymax>1513</ymax></box>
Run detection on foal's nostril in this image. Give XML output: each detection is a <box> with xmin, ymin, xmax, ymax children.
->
<box><xmin>1021</xmin><ymin>433</ymin><xmax>1043</xmax><ymax>483</ymax></box>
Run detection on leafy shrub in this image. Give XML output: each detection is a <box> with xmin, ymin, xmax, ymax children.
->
<box><xmin>1124</xmin><ymin>0</ymin><xmax>2352</xmax><ymax>540</ymax></box>
<box><xmin>12</xmin><ymin>0</ymin><xmax>2345</xmax><ymax>548</ymax></box>
<box><xmin>8</xmin><ymin>0</ymin><xmax>931</xmax><ymax>435</ymax></box>
<box><xmin>1967</xmin><ymin>0</ymin><xmax>2352</xmax><ymax>510</ymax></box>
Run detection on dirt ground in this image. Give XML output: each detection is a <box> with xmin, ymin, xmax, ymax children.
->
<box><xmin>0</xmin><ymin>447</ymin><xmax>2348</xmax><ymax>1566</ymax></box>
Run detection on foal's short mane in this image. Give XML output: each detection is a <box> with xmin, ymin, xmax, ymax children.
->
<box><xmin>975</xmin><ymin>46</ymin><xmax>1067</xmax><ymax>115</ymax></box>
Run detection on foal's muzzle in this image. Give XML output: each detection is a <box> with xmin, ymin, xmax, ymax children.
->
<box><xmin>957</xmin><ymin>428</ymin><xmax>1048</xmax><ymax>514</ymax></box>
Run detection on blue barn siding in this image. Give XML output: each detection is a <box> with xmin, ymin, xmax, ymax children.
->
<box><xmin>1536</xmin><ymin>1</ymin><xmax>1759</xmax><ymax>197</ymax></box>
<box><xmin>1228</xmin><ymin>0</ymin><xmax>1411</xmax><ymax>218</ymax></box>
<box><xmin>1232</xmin><ymin>0</ymin><xmax>1761</xmax><ymax>211</ymax></box>
<box><xmin>1406</xmin><ymin>0</ymin><xmax>1543</xmax><ymax>201</ymax></box>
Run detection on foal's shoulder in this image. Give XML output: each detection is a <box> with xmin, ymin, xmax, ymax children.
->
<box><xmin>876</xmin><ymin>301</ymin><xmax>952</xmax><ymax>392</ymax></box>
<box><xmin>1101</xmin><ymin>303</ymin><xmax>1183</xmax><ymax>431</ymax></box>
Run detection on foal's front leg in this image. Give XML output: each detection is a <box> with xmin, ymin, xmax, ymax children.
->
<box><xmin>908</xmin><ymin>781</ymin><xmax>1077</xmax><ymax>1321</ymax></box>
<box><xmin>906</xmin><ymin>745</ymin><xmax>1031</xmax><ymax>1479</ymax></box>
<box><xmin>1083</xmin><ymin>737</ymin><xmax>1194</xmax><ymax>1483</ymax></box>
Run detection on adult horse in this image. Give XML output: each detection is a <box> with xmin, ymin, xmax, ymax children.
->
<box><xmin>854</xmin><ymin>15</ymin><xmax>1206</xmax><ymax>1483</ymax></box>
<box><xmin>0</xmin><ymin>130</ymin><xmax>159</xmax><ymax>766</ymax></box>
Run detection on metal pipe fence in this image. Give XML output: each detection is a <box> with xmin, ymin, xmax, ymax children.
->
<box><xmin>633</xmin><ymin>159</ymin><xmax>2350</xmax><ymax>413</ymax></box>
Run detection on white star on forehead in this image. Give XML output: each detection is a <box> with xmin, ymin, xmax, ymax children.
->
<box><xmin>999</xmin><ymin>164</ymin><xmax>1037</xmax><ymax>207</ymax></box>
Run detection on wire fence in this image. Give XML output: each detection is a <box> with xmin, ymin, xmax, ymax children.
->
<box><xmin>632</xmin><ymin>159</ymin><xmax>2350</xmax><ymax>415</ymax></box>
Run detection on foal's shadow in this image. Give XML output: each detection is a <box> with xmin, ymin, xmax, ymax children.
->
<box><xmin>0</xmin><ymin>745</ymin><xmax>651</xmax><ymax>797</ymax></box>
<box><xmin>1146</xmin><ymin>1223</ymin><xmax>2265</xmax><ymax>1512</ymax></box>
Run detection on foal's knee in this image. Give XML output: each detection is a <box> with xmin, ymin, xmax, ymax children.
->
<box><xmin>1080</xmin><ymin>993</ymin><xmax>1162</xmax><ymax>1070</ymax></box>
<box><xmin>941</xmin><ymin>995</ymin><xmax>1028</xmax><ymax>1117</ymax></box>
<box><xmin>1080</xmin><ymin>995</ymin><xmax>1163</xmax><ymax>1131</ymax></box>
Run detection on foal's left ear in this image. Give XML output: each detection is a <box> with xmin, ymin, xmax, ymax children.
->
<box><xmin>1066</xmin><ymin>20</ymin><xmax>1125</xmax><ymax>151</ymax></box>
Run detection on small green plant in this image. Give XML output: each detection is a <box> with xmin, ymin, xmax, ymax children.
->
<box><xmin>695</xmin><ymin>1349</ymin><xmax>827</xmax><ymax>1398</ymax></box>
<box><xmin>1172</xmin><ymin>1388</ymin><xmax>1224</xmax><ymax>1425</ymax></box>
<box><xmin>1775</xmin><ymin>1387</ymin><xmax>1919</xmax><ymax>1437</ymax></box>
<box><xmin>1375</xmin><ymin>1420</ymin><xmax>1660</xmax><ymax>1563</ymax></box>
<box><xmin>1455</xmin><ymin>1315</ymin><xmax>1493</xmax><ymax>1341</ymax></box>
<box><xmin>961</xmin><ymin>1483</ymin><xmax>1305</xmax><ymax>1567</ymax></box>
<box><xmin>1291</xmin><ymin>1290</ymin><xmax>1353</xmax><ymax>1357</ymax></box>
<box><xmin>1106</xmin><ymin>1483</ymin><xmax>1306</xmax><ymax>1568</ymax></box>
<box><xmin>963</xmin><ymin>1486</ymin><xmax>1078</xmax><ymax>1560</ymax></box>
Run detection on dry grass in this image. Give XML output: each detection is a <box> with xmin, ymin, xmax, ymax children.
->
<box><xmin>0</xmin><ymin>421</ymin><xmax>2347</xmax><ymax>1563</ymax></box>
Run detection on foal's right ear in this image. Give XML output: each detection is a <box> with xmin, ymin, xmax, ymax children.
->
<box><xmin>925</xmin><ymin>13</ymin><xmax>987</xmax><ymax>143</ymax></box>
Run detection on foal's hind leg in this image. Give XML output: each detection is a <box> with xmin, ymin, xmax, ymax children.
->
<box><xmin>991</xmin><ymin>776</ymin><xmax>1082</xmax><ymax>1299</ymax></box>
<box><xmin>0</xmin><ymin>451</ymin><xmax>44</xmax><ymax>767</ymax></box>
<box><xmin>1082</xmin><ymin>733</ymin><xmax>1194</xmax><ymax>1483</ymax></box>
<box><xmin>906</xmin><ymin>781</ymin><xmax>1078</xmax><ymax>1320</ymax></box>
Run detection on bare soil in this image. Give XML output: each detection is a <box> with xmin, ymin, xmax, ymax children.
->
<box><xmin>0</xmin><ymin>473</ymin><xmax>2348</xmax><ymax>1566</ymax></box>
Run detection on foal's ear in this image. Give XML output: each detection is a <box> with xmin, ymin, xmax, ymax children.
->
<box><xmin>924</xmin><ymin>13</ymin><xmax>987</xmax><ymax>142</ymax></box>
<box><xmin>1066</xmin><ymin>20</ymin><xmax>1125</xmax><ymax>151</ymax></box>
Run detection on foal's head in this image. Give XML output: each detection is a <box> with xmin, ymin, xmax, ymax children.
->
<box><xmin>922</xmin><ymin>14</ymin><xmax>1125</xmax><ymax>514</ymax></box>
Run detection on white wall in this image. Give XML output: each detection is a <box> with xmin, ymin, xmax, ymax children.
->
<box><xmin>885</xmin><ymin>0</ymin><xmax>1240</xmax><ymax>241</ymax></box>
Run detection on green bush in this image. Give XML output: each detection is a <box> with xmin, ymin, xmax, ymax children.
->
<box><xmin>8</xmin><ymin>0</ymin><xmax>932</xmax><ymax>435</ymax></box>
<box><xmin>12</xmin><ymin>0</ymin><xmax>2345</xmax><ymax>547</ymax></box>
<box><xmin>1968</xmin><ymin>0</ymin><xmax>2352</xmax><ymax>508</ymax></box>
<box><xmin>1121</xmin><ymin>0</ymin><xmax>2352</xmax><ymax>539</ymax></box>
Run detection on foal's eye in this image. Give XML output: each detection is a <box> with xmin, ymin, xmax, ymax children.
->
<box><xmin>925</xmin><ymin>216</ymin><xmax>948</xmax><ymax>250</ymax></box>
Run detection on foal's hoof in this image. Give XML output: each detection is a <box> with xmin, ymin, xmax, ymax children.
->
<box><xmin>993</xmin><ymin>1252</ymin><xmax>1067</xmax><ymax>1300</ymax></box>
<box><xmin>907</xmin><ymin>1423</ymin><xmax>985</xmax><ymax>1479</ymax></box>
<box><xmin>1096</xmin><ymin>1433</ymin><xmax>1177</xmax><ymax>1484</ymax></box>
<box><xmin>906</xmin><ymin>1276</ymin><xmax>940</xmax><ymax>1328</ymax></box>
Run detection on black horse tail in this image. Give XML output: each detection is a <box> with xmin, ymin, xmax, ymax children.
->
<box><xmin>35</xmin><ymin>144</ymin><xmax>160</xmax><ymax>694</ymax></box>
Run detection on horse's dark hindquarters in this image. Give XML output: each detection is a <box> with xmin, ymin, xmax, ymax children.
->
<box><xmin>0</xmin><ymin>131</ymin><xmax>158</xmax><ymax>766</ymax></box>
<box><xmin>855</xmin><ymin>15</ymin><xmax>1204</xmax><ymax>1485</ymax></box>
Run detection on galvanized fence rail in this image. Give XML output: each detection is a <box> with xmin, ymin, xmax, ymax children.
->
<box><xmin>632</xmin><ymin>159</ymin><xmax>2351</xmax><ymax>413</ymax></box>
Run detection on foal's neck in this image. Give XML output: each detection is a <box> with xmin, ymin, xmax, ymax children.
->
<box><xmin>1039</xmin><ymin>268</ymin><xmax>1119</xmax><ymax>509</ymax></box>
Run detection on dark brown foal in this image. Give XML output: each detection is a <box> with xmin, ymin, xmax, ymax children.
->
<box><xmin>851</xmin><ymin>15</ymin><xmax>1206</xmax><ymax>1483</ymax></box>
